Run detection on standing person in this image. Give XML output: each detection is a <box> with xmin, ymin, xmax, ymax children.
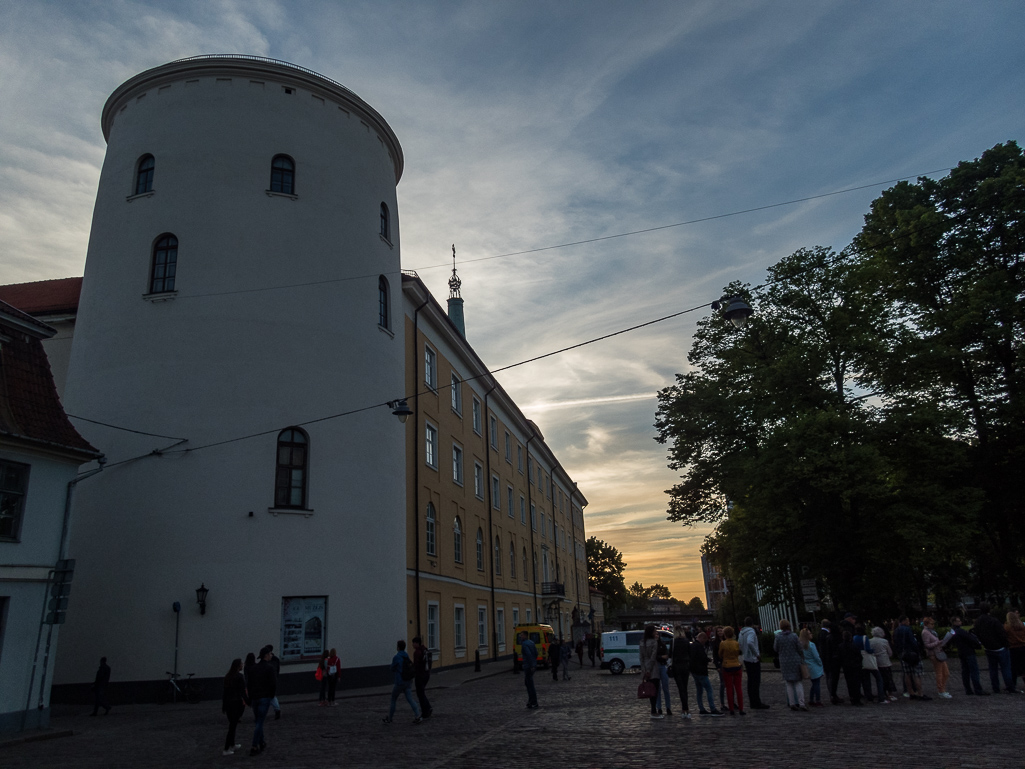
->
<box><xmin>825</xmin><ymin>620</ymin><xmax>844</xmax><ymax>704</ymax></box>
<box><xmin>690</xmin><ymin>632</ymin><xmax>724</xmax><ymax>716</ymax></box>
<box><xmin>869</xmin><ymin>626</ymin><xmax>898</xmax><ymax>701</ymax></box>
<box><xmin>711</xmin><ymin>626</ymin><xmax>726</xmax><ymax>712</ymax></box>
<box><xmin>893</xmin><ymin>615</ymin><xmax>928</xmax><ymax>700</ymax></box>
<box><xmin>655</xmin><ymin>631</ymin><xmax>672</xmax><ymax>715</ymax></box>
<box><xmin>247</xmin><ymin>645</ymin><xmax>277</xmax><ymax>756</ymax></box>
<box><xmin>816</xmin><ymin>620</ymin><xmax>832</xmax><ymax>695</ymax></box>
<box><xmin>639</xmin><ymin>625</ymin><xmax>662</xmax><ymax>718</ymax></box>
<box><xmin>89</xmin><ymin>657</ymin><xmax>111</xmax><ymax>716</ymax></box>
<box><xmin>560</xmin><ymin>638</ymin><xmax>572</xmax><ymax>680</ymax></box>
<box><xmin>412</xmin><ymin>636</ymin><xmax>433</xmax><ymax>719</ymax></box>
<box><xmin>946</xmin><ymin>615</ymin><xmax>986</xmax><ymax>695</ymax></box>
<box><xmin>383</xmin><ymin>640</ymin><xmax>421</xmax><ymax>724</ymax></box>
<box><xmin>221</xmin><ymin>658</ymin><xmax>247</xmax><ymax>756</ymax></box>
<box><xmin>799</xmin><ymin>628</ymin><xmax>825</xmax><ymax>707</ymax></box>
<box><xmin>774</xmin><ymin>619</ymin><xmax>807</xmax><ymax>711</ymax></box>
<box><xmin>922</xmin><ymin>617</ymin><xmax>951</xmax><ymax>698</ymax></box>
<box><xmin>587</xmin><ymin>634</ymin><xmax>596</xmax><ymax>667</ymax></box>
<box><xmin>575</xmin><ymin>638</ymin><xmax>584</xmax><ymax>667</ymax></box>
<box><xmin>519</xmin><ymin>631</ymin><xmax>539</xmax><ymax>709</ymax></box>
<box><xmin>316</xmin><ymin>652</ymin><xmax>330</xmax><ymax>705</ymax></box>
<box><xmin>267</xmin><ymin>647</ymin><xmax>282</xmax><ymax>720</ymax></box>
<box><xmin>718</xmin><ymin>626</ymin><xmax>745</xmax><ymax>715</ymax></box>
<box><xmin>671</xmin><ymin>626</ymin><xmax>692</xmax><ymax>719</ymax></box>
<box><xmin>324</xmin><ymin>647</ymin><xmax>341</xmax><ymax>706</ymax></box>
<box><xmin>1004</xmin><ymin>612</ymin><xmax>1025</xmax><ymax>691</ymax></box>
<box><xmin>551</xmin><ymin>638</ymin><xmax>561</xmax><ymax>681</ymax></box>
<box><xmin>974</xmin><ymin>602</ymin><xmax>1015</xmax><ymax>693</ymax></box>
<box><xmin>739</xmin><ymin>617</ymin><xmax>768</xmax><ymax>709</ymax></box>
<box><xmin>855</xmin><ymin>624</ymin><xmax>885</xmax><ymax>704</ymax></box>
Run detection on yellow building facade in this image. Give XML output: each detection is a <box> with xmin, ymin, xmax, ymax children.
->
<box><xmin>402</xmin><ymin>273</ymin><xmax>590</xmax><ymax>668</ymax></box>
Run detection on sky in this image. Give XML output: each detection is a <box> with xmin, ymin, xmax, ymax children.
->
<box><xmin>1</xmin><ymin>0</ymin><xmax>1023</xmax><ymax>602</ymax></box>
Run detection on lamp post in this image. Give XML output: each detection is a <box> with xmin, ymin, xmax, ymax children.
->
<box><xmin>388</xmin><ymin>399</ymin><xmax>412</xmax><ymax>423</ymax></box>
<box><xmin>196</xmin><ymin>583</ymin><xmax>208</xmax><ymax>615</ymax></box>
<box><xmin>711</xmin><ymin>296</ymin><xmax>754</xmax><ymax>329</ymax></box>
<box><xmin>171</xmin><ymin>601</ymin><xmax>181</xmax><ymax>702</ymax></box>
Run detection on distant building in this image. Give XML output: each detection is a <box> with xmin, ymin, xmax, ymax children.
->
<box><xmin>701</xmin><ymin>553</ymin><xmax>727</xmax><ymax>614</ymax></box>
<box><xmin>0</xmin><ymin>300</ymin><xmax>99</xmax><ymax>733</ymax></box>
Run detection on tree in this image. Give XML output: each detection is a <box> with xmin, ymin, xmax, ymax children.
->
<box><xmin>686</xmin><ymin>596</ymin><xmax>705</xmax><ymax>611</ymax></box>
<box><xmin>585</xmin><ymin>536</ymin><xmax>628</xmax><ymax>610</ymax></box>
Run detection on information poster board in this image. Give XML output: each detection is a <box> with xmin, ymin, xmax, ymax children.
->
<box><xmin>281</xmin><ymin>596</ymin><xmax>326</xmax><ymax>660</ymax></box>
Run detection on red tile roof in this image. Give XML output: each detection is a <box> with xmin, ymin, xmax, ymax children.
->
<box><xmin>0</xmin><ymin>300</ymin><xmax>98</xmax><ymax>458</ymax></box>
<box><xmin>0</xmin><ymin>277</ymin><xmax>82</xmax><ymax>315</ymax></box>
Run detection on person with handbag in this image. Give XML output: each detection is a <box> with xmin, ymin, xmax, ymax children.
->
<box><xmin>854</xmin><ymin>624</ymin><xmax>885</xmax><ymax>703</ymax></box>
<box><xmin>639</xmin><ymin>625</ymin><xmax>663</xmax><ymax>718</ymax></box>
<box><xmin>869</xmin><ymin>626</ymin><xmax>898</xmax><ymax>701</ymax></box>
<box><xmin>316</xmin><ymin>651</ymin><xmax>329</xmax><ymax>705</ymax></box>
<box><xmin>799</xmin><ymin>627</ymin><xmax>825</xmax><ymax>706</ymax></box>
<box><xmin>893</xmin><ymin>615</ymin><xmax>928</xmax><ymax>700</ymax></box>
<box><xmin>324</xmin><ymin>648</ymin><xmax>341</xmax><ymax>705</ymax></box>
<box><xmin>773</xmin><ymin>619</ymin><xmax>807</xmax><ymax>710</ymax></box>
<box><xmin>922</xmin><ymin>617</ymin><xmax>951</xmax><ymax>698</ymax></box>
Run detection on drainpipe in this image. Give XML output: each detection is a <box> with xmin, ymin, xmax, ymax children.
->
<box><xmin>525</xmin><ymin>435</ymin><xmax>538</xmax><ymax>624</ymax></box>
<box><xmin>483</xmin><ymin>383</ymin><xmax>498</xmax><ymax>658</ymax></box>
<box><xmin>568</xmin><ymin>481</ymin><xmax>582</xmax><ymax>627</ymax></box>
<box><xmin>411</xmin><ymin>294</ymin><xmax>430</xmax><ymax>639</ymax></box>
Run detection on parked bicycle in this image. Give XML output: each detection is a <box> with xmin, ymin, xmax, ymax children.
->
<box><xmin>159</xmin><ymin>671</ymin><xmax>202</xmax><ymax>704</ymax></box>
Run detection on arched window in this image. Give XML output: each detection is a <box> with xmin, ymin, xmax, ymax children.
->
<box><xmin>476</xmin><ymin>528</ymin><xmax>484</xmax><ymax>571</ymax></box>
<box><xmin>380</xmin><ymin>202</ymin><xmax>390</xmax><ymax>241</ymax></box>
<box><xmin>494</xmin><ymin>536</ymin><xmax>502</xmax><ymax>575</ymax></box>
<box><xmin>149</xmin><ymin>233</ymin><xmax>178</xmax><ymax>294</ymax></box>
<box><xmin>453</xmin><ymin>517</ymin><xmax>463</xmax><ymax>563</ymax></box>
<box><xmin>378</xmin><ymin>276</ymin><xmax>390</xmax><ymax>329</ymax></box>
<box><xmin>425</xmin><ymin>503</ymin><xmax>436</xmax><ymax>556</ymax></box>
<box><xmin>135</xmin><ymin>154</ymin><xmax>154</xmax><ymax>195</ymax></box>
<box><xmin>509</xmin><ymin>542</ymin><xmax>516</xmax><ymax>579</ymax></box>
<box><xmin>275</xmin><ymin>427</ymin><xmax>308</xmax><ymax>508</ymax></box>
<box><xmin>270</xmin><ymin>155</ymin><xmax>295</xmax><ymax>194</ymax></box>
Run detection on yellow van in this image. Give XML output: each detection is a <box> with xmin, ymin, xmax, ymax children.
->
<box><xmin>513</xmin><ymin>624</ymin><xmax>556</xmax><ymax>670</ymax></box>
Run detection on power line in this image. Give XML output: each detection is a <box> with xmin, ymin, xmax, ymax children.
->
<box><xmin>180</xmin><ymin>168</ymin><xmax>953</xmax><ymax>300</ymax></box>
<box><xmin>68</xmin><ymin>414</ymin><xmax>186</xmax><ymax>440</ymax></box>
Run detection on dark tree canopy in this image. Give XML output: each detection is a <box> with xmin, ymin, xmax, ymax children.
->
<box><xmin>586</xmin><ymin>536</ymin><xmax>628</xmax><ymax>610</ymax></box>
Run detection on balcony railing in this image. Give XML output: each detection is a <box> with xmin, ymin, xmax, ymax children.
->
<box><xmin>542</xmin><ymin>582</ymin><xmax>565</xmax><ymax>597</ymax></box>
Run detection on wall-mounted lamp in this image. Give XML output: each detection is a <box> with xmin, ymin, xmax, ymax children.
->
<box><xmin>196</xmin><ymin>583</ymin><xmax>209</xmax><ymax>615</ymax></box>
<box><xmin>711</xmin><ymin>296</ymin><xmax>754</xmax><ymax>329</ymax></box>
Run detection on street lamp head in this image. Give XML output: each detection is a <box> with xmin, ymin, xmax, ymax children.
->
<box><xmin>196</xmin><ymin>583</ymin><xmax>208</xmax><ymax>615</ymax></box>
<box><xmin>389</xmin><ymin>399</ymin><xmax>413</xmax><ymax>423</ymax></box>
<box><xmin>711</xmin><ymin>296</ymin><xmax>754</xmax><ymax>329</ymax></box>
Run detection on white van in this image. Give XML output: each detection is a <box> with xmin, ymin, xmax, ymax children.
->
<box><xmin>600</xmin><ymin>629</ymin><xmax>675</xmax><ymax>675</ymax></box>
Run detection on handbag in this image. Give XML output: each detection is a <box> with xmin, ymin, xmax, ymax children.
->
<box><xmin>637</xmin><ymin>679</ymin><xmax>658</xmax><ymax>699</ymax></box>
<box><xmin>901</xmin><ymin>650</ymin><xmax>920</xmax><ymax>667</ymax></box>
<box><xmin>935</xmin><ymin>650</ymin><xmax>947</xmax><ymax>662</ymax></box>
<box><xmin>861</xmin><ymin>650</ymin><xmax>878</xmax><ymax>671</ymax></box>
<box><xmin>799</xmin><ymin>663</ymin><xmax>810</xmax><ymax>680</ymax></box>
<box><xmin>315</xmin><ymin>667</ymin><xmax>324</xmax><ymax>681</ymax></box>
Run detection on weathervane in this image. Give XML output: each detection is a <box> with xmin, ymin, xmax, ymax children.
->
<box><xmin>448</xmin><ymin>243</ymin><xmax>462</xmax><ymax>299</ymax></box>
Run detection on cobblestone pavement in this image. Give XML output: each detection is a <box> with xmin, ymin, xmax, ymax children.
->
<box><xmin>4</xmin><ymin>661</ymin><xmax>1022</xmax><ymax>769</ymax></box>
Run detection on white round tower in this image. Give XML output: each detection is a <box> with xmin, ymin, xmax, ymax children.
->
<box><xmin>57</xmin><ymin>56</ymin><xmax>407</xmax><ymax>694</ymax></box>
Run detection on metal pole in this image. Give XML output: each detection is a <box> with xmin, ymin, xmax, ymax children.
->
<box><xmin>22</xmin><ymin>569</ymin><xmax>55</xmax><ymax>731</ymax></box>
<box><xmin>173</xmin><ymin>602</ymin><xmax>181</xmax><ymax>704</ymax></box>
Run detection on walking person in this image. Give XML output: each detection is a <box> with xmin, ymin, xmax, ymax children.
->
<box><xmin>774</xmin><ymin>619</ymin><xmax>807</xmax><ymax>710</ymax></box>
<box><xmin>560</xmin><ymin>638</ymin><xmax>572</xmax><ymax>680</ymax></box>
<box><xmin>383</xmin><ymin>640</ymin><xmax>421</xmax><ymax>724</ymax></box>
<box><xmin>718</xmin><ymin>626</ymin><xmax>745</xmax><ymax>715</ymax></box>
<box><xmin>922</xmin><ymin>617</ymin><xmax>951</xmax><ymax>698</ymax></box>
<box><xmin>519</xmin><ymin>631</ymin><xmax>539</xmax><ymax>708</ymax></box>
<box><xmin>869</xmin><ymin>626</ymin><xmax>898</xmax><ymax>701</ymax></box>
<box><xmin>89</xmin><ymin>657</ymin><xmax>111</xmax><ymax>716</ymax></box>
<box><xmin>267</xmin><ymin>646</ymin><xmax>283</xmax><ymax>720</ymax></box>
<box><xmin>690</xmin><ymin>632</ymin><xmax>724</xmax><ymax>716</ymax></box>
<box><xmin>551</xmin><ymin>638</ymin><xmax>561</xmax><ymax>681</ymax></box>
<box><xmin>412</xmin><ymin>636</ymin><xmax>433</xmax><ymax>718</ymax></box>
<box><xmin>221</xmin><ymin>658</ymin><xmax>248</xmax><ymax>756</ymax></box>
<box><xmin>799</xmin><ymin>628</ymin><xmax>825</xmax><ymax>706</ymax></box>
<box><xmin>974</xmin><ymin>602</ymin><xmax>1016</xmax><ymax>693</ymax></box>
<box><xmin>945</xmin><ymin>615</ymin><xmax>986</xmax><ymax>695</ymax></box>
<box><xmin>739</xmin><ymin>617</ymin><xmax>768</xmax><ymax>709</ymax></box>
<box><xmin>893</xmin><ymin>615</ymin><xmax>928</xmax><ymax>700</ymax></box>
<box><xmin>639</xmin><ymin>625</ymin><xmax>663</xmax><ymax>718</ymax></box>
<box><xmin>247</xmin><ymin>645</ymin><xmax>277</xmax><ymax>756</ymax></box>
<box><xmin>671</xmin><ymin>626</ymin><xmax>692</xmax><ymax>719</ymax></box>
<box><xmin>1004</xmin><ymin>612</ymin><xmax>1025</xmax><ymax>691</ymax></box>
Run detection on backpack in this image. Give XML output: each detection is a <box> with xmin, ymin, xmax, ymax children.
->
<box><xmin>400</xmin><ymin>655</ymin><xmax>415</xmax><ymax>681</ymax></box>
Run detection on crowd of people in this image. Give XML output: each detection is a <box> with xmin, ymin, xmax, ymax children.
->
<box><xmin>635</xmin><ymin>602</ymin><xmax>1025</xmax><ymax>719</ymax></box>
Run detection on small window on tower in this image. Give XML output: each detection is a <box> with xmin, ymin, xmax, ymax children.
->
<box><xmin>135</xmin><ymin>154</ymin><xmax>154</xmax><ymax>195</ymax></box>
<box><xmin>270</xmin><ymin>155</ymin><xmax>295</xmax><ymax>194</ymax></box>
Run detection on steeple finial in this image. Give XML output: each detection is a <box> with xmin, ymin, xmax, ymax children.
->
<box><xmin>448</xmin><ymin>244</ymin><xmax>462</xmax><ymax>299</ymax></box>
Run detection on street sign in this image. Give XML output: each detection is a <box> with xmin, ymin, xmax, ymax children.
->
<box><xmin>804</xmin><ymin>601</ymin><xmax>821</xmax><ymax>612</ymax></box>
<box><xmin>45</xmin><ymin>560</ymin><xmax>76</xmax><ymax>625</ymax></box>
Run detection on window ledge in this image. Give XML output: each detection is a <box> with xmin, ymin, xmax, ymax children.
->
<box><xmin>143</xmin><ymin>291</ymin><xmax>178</xmax><ymax>303</ymax></box>
<box><xmin>268</xmin><ymin>507</ymin><xmax>314</xmax><ymax>518</ymax></box>
<box><xmin>127</xmin><ymin>191</ymin><xmax>155</xmax><ymax>201</ymax></box>
<box><xmin>454</xmin><ymin>648</ymin><xmax>466</xmax><ymax>658</ymax></box>
<box><xmin>377</xmin><ymin>323</ymin><xmax>395</xmax><ymax>339</ymax></box>
<box><xmin>266</xmin><ymin>190</ymin><xmax>299</xmax><ymax>200</ymax></box>
<box><xmin>380</xmin><ymin>234</ymin><xmax>393</xmax><ymax>248</ymax></box>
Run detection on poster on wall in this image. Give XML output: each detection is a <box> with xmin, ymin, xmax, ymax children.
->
<box><xmin>281</xmin><ymin>596</ymin><xmax>327</xmax><ymax>660</ymax></box>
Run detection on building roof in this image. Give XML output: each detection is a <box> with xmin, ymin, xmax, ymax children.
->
<box><xmin>0</xmin><ymin>277</ymin><xmax>82</xmax><ymax>316</ymax></box>
<box><xmin>0</xmin><ymin>300</ymin><xmax>98</xmax><ymax>459</ymax></box>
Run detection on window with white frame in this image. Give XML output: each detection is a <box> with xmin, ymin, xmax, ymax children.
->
<box><xmin>476</xmin><ymin>528</ymin><xmax>484</xmax><ymax>571</ymax></box>
<box><xmin>507</xmin><ymin>486</ymin><xmax>514</xmax><ymax>518</ymax></box>
<box><xmin>504</xmin><ymin>432</ymin><xmax>511</xmax><ymax>462</ymax></box>
<box><xmin>474</xmin><ymin>462</ymin><xmax>484</xmax><ymax>499</ymax></box>
<box><xmin>494</xmin><ymin>535</ymin><xmax>501</xmax><ymax>575</ymax></box>
<box><xmin>497</xmin><ymin>607</ymin><xmax>506</xmax><ymax>649</ymax></box>
<box><xmin>509</xmin><ymin>541</ymin><xmax>516</xmax><ymax>578</ymax></box>
<box><xmin>513</xmin><ymin>607</ymin><xmax>519</xmax><ymax>627</ymax></box>
<box><xmin>520</xmin><ymin>496</ymin><xmax>526</xmax><ymax>525</ymax></box>
<box><xmin>517</xmin><ymin>445</ymin><xmax>523</xmax><ymax>473</ymax></box>
<box><xmin>489</xmin><ymin>415</ymin><xmax>497</xmax><ymax>449</ymax></box>
<box><xmin>426</xmin><ymin>502</ymin><xmax>437</xmax><ymax>556</ymax></box>
<box><xmin>472</xmin><ymin>398</ymin><xmax>482</xmax><ymax>435</ymax></box>
<box><xmin>452</xmin><ymin>444</ymin><xmax>464</xmax><ymax>485</ymax></box>
<box><xmin>427</xmin><ymin>602</ymin><xmax>439</xmax><ymax>651</ymax></box>
<box><xmin>454</xmin><ymin>605</ymin><xmax>466</xmax><ymax>652</ymax></box>
<box><xmin>453</xmin><ymin>517</ymin><xmax>463</xmax><ymax>563</ymax></box>
<box><xmin>491</xmin><ymin>475</ymin><xmax>500</xmax><ymax>509</ymax></box>
<box><xmin>425</xmin><ymin>422</ymin><xmax>438</xmax><ymax>469</ymax></box>
<box><xmin>526</xmin><ymin>607</ymin><xmax>532</xmax><ymax>623</ymax></box>
<box><xmin>478</xmin><ymin>606</ymin><xmax>488</xmax><ymax>649</ymax></box>
<box><xmin>523</xmin><ymin>547</ymin><xmax>528</xmax><ymax>581</ymax></box>
<box><xmin>451</xmin><ymin>372</ymin><xmax>462</xmax><ymax>414</ymax></box>
<box><xmin>425</xmin><ymin>345</ymin><xmax>437</xmax><ymax>390</ymax></box>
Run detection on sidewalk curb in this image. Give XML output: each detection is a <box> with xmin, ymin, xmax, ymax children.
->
<box><xmin>0</xmin><ymin>729</ymin><xmax>74</xmax><ymax>748</ymax></box>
